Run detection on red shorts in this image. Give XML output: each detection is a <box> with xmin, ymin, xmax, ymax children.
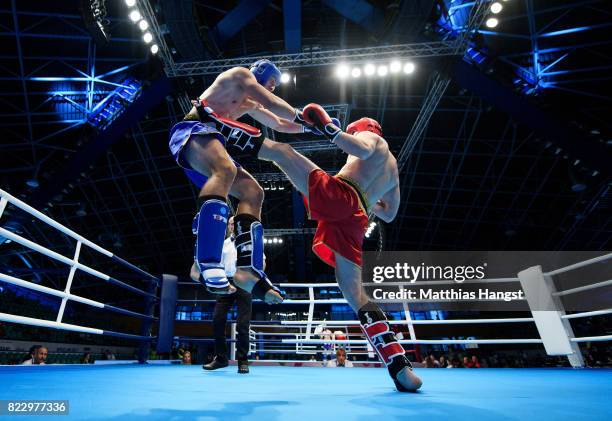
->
<box><xmin>304</xmin><ymin>169</ymin><xmax>369</xmax><ymax>268</ymax></box>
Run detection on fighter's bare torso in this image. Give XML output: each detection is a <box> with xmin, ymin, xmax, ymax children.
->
<box><xmin>337</xmin><ymin>132</ymin><xmax>399</xmax><ymax>207</ymax></box>
<box><xmin>195</xmin><ymin>68</ymin><xmax>257</xmax><ymax>119</ymax></box>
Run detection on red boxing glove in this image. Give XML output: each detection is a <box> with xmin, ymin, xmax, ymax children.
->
<box><xmin>302</xmin><ymin>103</ymin><xmax>342</xmax><ymax>143</ymax></box>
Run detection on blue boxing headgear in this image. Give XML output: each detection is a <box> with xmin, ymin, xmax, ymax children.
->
<box><xmin>250</xmin><ymin>59</ymin><xmax>282</xmax><ymax>86</ymax></box>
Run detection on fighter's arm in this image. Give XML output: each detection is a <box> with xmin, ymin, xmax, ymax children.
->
<box><xmin>371</xmin><ymin>183</ymin><xmax>400</xmax><ymax>223</ymax></box>
<box><xmin>333</xmin><ymin>131</ymin><xmax>378</xmax><ymax>160</ymax></box>
<box><xmin>301</xmin><ymin>103</ymin><xmax>378</xmax><ymax>159</ymax></box>
<box><xmin>234</xmin><ymin>68</ymin><xmax>296</xmax><ymax>120</ymax></box>
<box><xmin>246</xmin><ymin>103</ymin><xmax>303</xmax><ymax>133</ymax></box>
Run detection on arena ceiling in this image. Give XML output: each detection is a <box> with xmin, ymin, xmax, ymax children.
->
<box><xmin>1</xmin><ymin>0</ymin><xmax>611</xmax><ymax>283</ymax></box>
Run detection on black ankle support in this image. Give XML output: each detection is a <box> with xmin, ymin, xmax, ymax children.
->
<box><xmin>251</xmin><ymin>277</ymin><xmax>274</xmax><ymax>301</ymax></box>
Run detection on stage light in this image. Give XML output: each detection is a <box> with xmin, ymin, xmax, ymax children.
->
<box><xmin>335</xmin><ymin>64</ymin><xmax>350</xmax><ymax>79</ymax></box>
<box><xmin>280</xmin><ymin>73</ymin><xmax>291</xmax><ymax>84</ymax></box>
<box><xmin>364</xmin><ymin>63</ymin><xmax>376</xmax><ymax>76</ymax></box>
<box><xmin>390</xmin><ymin>61</ymin><xmax>401</xmax><ymax>73</ymax></box>
<box><xmin>143</xmin><ymin>32</ymin><xmax>153</xmax><ymax>43</ymax></box>
<box><xmin>150</xmin><ymin>44</ymin><xmax>159</xmax><ymax>54</ymax></box>
<box><xmin>486</xmin><ymin>18</ymin><xmax>499</xmax><ymax>28</ymax></box>
<box><xmin>129</xmin><ymin>10</ymin><xmax>141</xmax><ymax>22</ymax></box>
<box><xmin>491</xmin><ymin>2</ymin><xmax>503</xmax><ymax>13</ymax></box>
<box><xmin>403</xmin><ymin>62</ymin><xmax>415</xmax><ymax>74</ymax></box>
<box><xmin>377</xmin><ymin>65</ymin><xmax>388</xmax><ymax>77</ymax></box>
<box><xmin>138</xmin><ymin>20</ymin><xmax>149</xmax><ymax>31</ymax></box>
<box><xmin>125</xmin><ymin>0</ymin><xmax>136</xmax><ymax>6</ymax></box>
<box><xmin>351</xmin><ymin>67</ymin><xmax>362</xmax><ymax>78</ymax></box>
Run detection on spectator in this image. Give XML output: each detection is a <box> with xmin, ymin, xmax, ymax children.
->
<box><xmin>21</xmin><ymin>345</ymin><xmax>48</xmax><ymax>365</ymax></box>
<box><xmin>182</xmin><ymin>351</ymin><xmax>192</xmax><ymax>365</ymax></box>
<box><xmin>422</xmin><ymin>354</ymin><xmax>440</xmax><ymax>368</ymax></box>
<box><xmin>471</xmin><ymin>355</ymin><xmax>481</xmax><ymax>368</ymax></box>
<box><xmin>439</xmin><ymin>355</ymin><xmax>450</xmax><ymax>368</ymax></box>
<box><xmin>103</xmin><ymin>349</ymin><xmax>116</xmax><ymax>360</ymax></box>
<box><xmin>326</xmin><ymin>348</ymin><xmax>353</xmax><ymax>367</ymax></box>
<box><xmin>452</xmin><ymin>357</ymin><xmax>462</xmax><ymax>368</ymax></box>
<box><xmin>463</xmin><ymin>356</ymin><xmax>474</xmax><ymax>368</ymax></box>
<box><xmin>81</xmin><ymin>353</ymin><xmax>92</xmax><ymax>364</ymax></box>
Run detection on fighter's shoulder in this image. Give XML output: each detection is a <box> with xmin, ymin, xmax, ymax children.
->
<box><xmin>224</xmin><ymin>66</ymin><xmax>254</xmax><ymax>80</ymax></box>
<box><xmin>362</xmin><ymin>131</ymin><xmax>390</xmax><ymax>153</ymax></box>
<box><xmin>356</xmin><ymin>130</ymin><xmax>387</xmax><ymax>145</ymax></box>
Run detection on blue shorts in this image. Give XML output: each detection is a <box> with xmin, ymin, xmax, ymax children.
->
<box><xmin>168</xmin><ymin>120</ymin><xmax>240</xmax><ymax>189</ymax></box>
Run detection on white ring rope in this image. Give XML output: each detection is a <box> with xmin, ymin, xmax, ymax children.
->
<box><xmin>571</xmin><ymin>335</ymin><xmax>612</xmax><ymax>343</ymax></box>
<box><xmin>544</xmin><ymin>252</ymin><xmax>612</xmax><ymax>277</ymax></box>
<box><xmin>562</xmin><ymin>308</ymin><xmax>612</xmax><ymax>319</ymax></box>
<box><xmin>0</xmin><ymin>312</ymin><xmax>103</xmax><ymax>335</ymax></box>
<box><xmin>554</xmin><ymin>279</ymin><xmax>612</xmax><ymax>297</ymax></box>
<box><xmin>0</xmin><ymin>272</ymin><xmax>104</xmax><ymax>309</ymax></box>
<box><xmin>0</xmin><ymin>227</ymin><xmax>111</xmax><ymax>282</ymax></box>
<box><xmin>251</xmin><ymin>317</ymin><xmax>535</xmax><ymax>326</ymax></box>
<box><xmin>0</xmin><ymin>189</ymin><xmax>113</xmax><ymax>257</ymax></box>
<box><xmin>0</xmin><ymin>189</ymin><xmax>157</xmax><ymax>340</ymax></box>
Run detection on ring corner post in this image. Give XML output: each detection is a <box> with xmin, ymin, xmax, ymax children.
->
<box><xmin>518</xmin><ymin>265</ymin><xmax>585</xmax><ymax>368</ymax></box>
<box><xmin>155</xmin><ymin>274</ymin><xmax>179</xmax><ymax>359</ymax></box>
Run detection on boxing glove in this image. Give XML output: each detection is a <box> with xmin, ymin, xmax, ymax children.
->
<box><xmin>302</xmin><ymin>103</ymin><xmax>342</xmax><ymax>143</ymax></box>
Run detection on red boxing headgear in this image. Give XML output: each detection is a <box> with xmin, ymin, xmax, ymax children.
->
<box><xmin>346</xmin><ymin>117</ymin><xmax>382</xmax><ymax>137</ymax></box>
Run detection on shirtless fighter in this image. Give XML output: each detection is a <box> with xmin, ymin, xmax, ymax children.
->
<box><xmin>258</xmin><ymin>104</ymin><xmax>423</xmax><ymax>391</ymax></box>
<box><xmin>170</xmin><ymin>60</ymin><xmax>336</xmax><ymax>303</ymax></box>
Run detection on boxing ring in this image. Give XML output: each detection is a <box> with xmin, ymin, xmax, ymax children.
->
<box><xmin>1</xmin><ymin>189</ymin><xmax>611</xmax><ymax>420</ymax></box>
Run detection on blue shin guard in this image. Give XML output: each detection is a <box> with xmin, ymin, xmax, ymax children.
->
<box><xmin>234</xmin><ymin>214</ymin><xmax>283</xmax><ymax>301</ymax></box>
<box><xmin>192</xmin><ymin>196</ymin><xmax>230</xmax><ymax>293</ymax></box>
<box><xmin>234</xmin><ymin>214</ymin><xmax>265</xmax><ymax>277</ymax></box>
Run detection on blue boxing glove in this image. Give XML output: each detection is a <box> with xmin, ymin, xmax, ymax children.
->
<box><xmin>303</xmin><ymin>117</ymin><xmax>341</xmax><ymax>136</ymax></box>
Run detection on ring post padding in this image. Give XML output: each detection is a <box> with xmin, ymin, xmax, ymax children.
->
<box><xmin>157</xmin><ymin>274</ymin><xmax>178</xmax><ymax>354</ymax></box>
<box><xmin>518</xmin><ymin>265</ymin><xmax>584</xmax><ymax>367</ymax></box>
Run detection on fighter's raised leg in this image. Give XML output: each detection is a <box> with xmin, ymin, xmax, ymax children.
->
<box><xmin>334</xmin><ymin>253</ymin><xmax>423</xmax><ymax>392</ymax></box>
<box><xmin>258</xmin><ymin>139</ymin><xmax>318</xmax><ymax>199</ymax></box>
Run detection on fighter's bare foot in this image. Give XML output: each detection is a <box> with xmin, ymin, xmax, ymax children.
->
<box><xmin>264</xmin><ymin>289</ymin><xmax>284</xmax><ymax>304</ymax></box>
<box><xmin>395</xmin><ymin>367</ymin><xmax>423</xmax><ymax>392</ymax></box>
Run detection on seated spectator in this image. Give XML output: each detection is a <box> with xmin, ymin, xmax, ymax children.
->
<box><xmin>182</xmin><ymin>351</ymin><xmax>192</xmax><ymax>365</ymax></box>
<box><xmin>325</xmin><ymin>348</ymin><xmax>353</xmax><ymax>367</ymax></box>
<box><xmin>471</xmin><ymin>355</ymin><xmax>481</xmax><ymax>368</ymax></box>
<box><xmin>439</xmin><ymin>355</ymin><xmax>451</xmax><ymax>368</ymax></box>
<box><xmin>21</xmin><ymin>345</ymin><xmax>48</xmax><ymax>365</ymax></box>
<box><xmin>422</xmin><ymin>354</ymin><xmax>440</xmax><ymax>368</ymax></box>
<box><xmin>103</xmin><ymin>349</ymin><xmax>116</xmax><ymax>360</ymax></box>
<box><xmin>463</xmin><ymin>356</ymin><xmax>474</xmax><ymax>368</ymax></box>
<box><xmin>81</xmin><ymin>353</ymin><xmax>92</xmax><ymax>364</ymax></box>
